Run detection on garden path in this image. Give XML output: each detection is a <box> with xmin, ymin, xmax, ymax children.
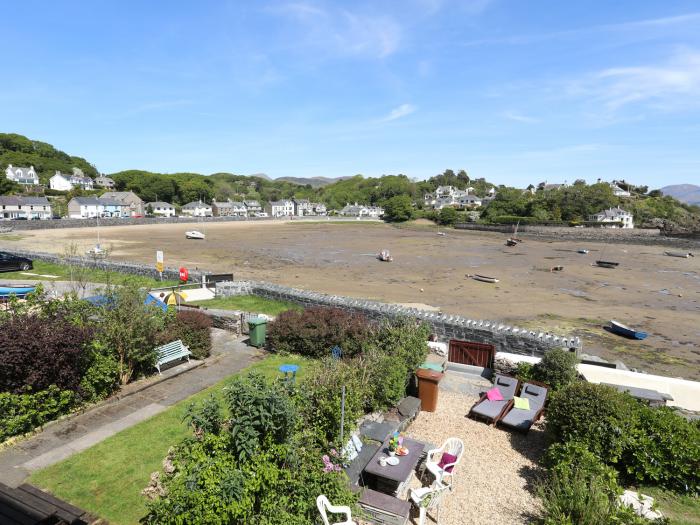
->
<box><xmin>0</xmin><ymin>329</ymin><xmax>264</xmax><ymax>487</ymax></box>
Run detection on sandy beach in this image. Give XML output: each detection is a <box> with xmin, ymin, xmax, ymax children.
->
<box><xmin>2</xmin><ymin>220</ymin><xmax>699</xmax><ymax>379</ymax></box>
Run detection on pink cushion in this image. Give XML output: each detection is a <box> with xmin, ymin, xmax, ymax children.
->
<box><xmin>438</xmin><ymin>452</ymin><xmax>458</xmax><ymax>473</ymax></box>
<box><xmin>486</xmin><ymin>387</ymin><xmax>503</xmax><ymax>401</ymax></box>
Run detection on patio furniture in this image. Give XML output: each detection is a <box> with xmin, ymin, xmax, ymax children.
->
<box><xmin>154</xmin><ymin>340</ymin><xmax>191</xmax><ymax>374</ymax></box>
<box><xmin>498</xmin><ymin>381</ymin><xmax>549</xmax><ymax>432</ymax></box>
<box><xmin>424</xmin><ymin>437</ymin><xmax>464</xmax><ymax>486</ymax></box>
<box><xmin>410</xmin><ymin>481</ymin><xmax>451</xmax><ymax>525</ymax></box>
<box><xmin>468</xmin><ymin>374</ymin><xmax>519</xmax><ymax>425</ymax></box>
<box><xmin>363</xmin><ymin>436</ymin><xmax>424</xmax><ymax>497</ymax></box>
<box><xmin>317</xmin><ymin>495</ymin><xmax>357</xmax><ymax>525</ymax></box>
<box><xmin>359</xmin><ymin>488</ymin><xmax>411</xmax><ymax>525</ymax></box>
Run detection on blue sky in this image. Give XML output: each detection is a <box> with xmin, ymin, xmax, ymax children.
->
<box><xmin>3</xmin><ymin>1</ymin><xmax>700</xmax><ymax>187</ymax></box>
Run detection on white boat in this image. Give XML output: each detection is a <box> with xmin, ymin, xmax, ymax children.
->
<box><xmin>186</xmin><ymin>230</ymin><xmax>206</xmax><ymax>240</ymax></box>
<box><xmin>378</xmin><ymin>249</ymin><xmax>393</xmax><ymax>262</ymax></box>
<box><xmin>86</xmin><ymin>244</ymin><xmax>107</xmax><ymax>258</ymax></box>
<box><xmin>664</xmin><ymin>251</ymin><xmax>694</xmax><ymax>258</ymax></box>
<box><xmin>469</xmin><ymin>274</ymin><xmax>499</xmax><ymax>283</ymax></box>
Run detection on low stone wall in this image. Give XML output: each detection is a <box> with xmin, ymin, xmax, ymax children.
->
<box><xmin>2</xmin><ymin>249</ymin><xmax>208</xmax><ymax>281</ymax></box>
<box><xmin>216</xmin><ymin>281</ymin><xmax>582</xmax><ymax>357</ymax></box>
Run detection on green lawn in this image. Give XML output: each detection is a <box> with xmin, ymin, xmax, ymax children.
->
<box><xmin>29</xmin><ymin>354</ymin><xmax>315</xmax><ymax>525</ymax></box>
<box><xmin>189</xmin><ymin>295</ymin><xmax>302</xmax><ymax>316</ymax></box>
<box><xmin>638</xmin><ymin>487</ymin><xmax>700</xmax><ymax>525</ymax></box>
<box><xmin>0</xmin><ymin>260</ymin><xmax>180</xmax><ymax>288</ymax></box>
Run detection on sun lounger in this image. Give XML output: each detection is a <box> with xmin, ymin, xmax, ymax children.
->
<box><xmin>468</xmin><ymin>374</ymin><xmax>519</xmax><ymax>425</ymax></box>
<box><xmin>498</xmin><ymin>382</ymin><xmax>549</xmax><ymax>432</ymax></box>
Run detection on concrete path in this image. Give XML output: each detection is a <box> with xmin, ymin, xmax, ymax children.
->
<box><xmin>0</xmin><ymin>329</ymin><xmax>264</xmax><ymax>487</ymax></box>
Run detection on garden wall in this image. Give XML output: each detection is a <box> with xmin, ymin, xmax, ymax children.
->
<box><xmin>216</xmin><ymin>280</ymin><xmax>582</xmax><ymax>357</ymax></box>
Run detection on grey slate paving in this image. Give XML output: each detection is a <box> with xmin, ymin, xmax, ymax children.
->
<box><xmin>0</xmin><ymin>330</ymin><xmax>263</xmax><ymax>487</ymax></box>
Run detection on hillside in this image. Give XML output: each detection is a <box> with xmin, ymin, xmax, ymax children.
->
<box><xmin>661</xmin><ymin>184</ymin><xmax>700</xmax><ymax>206</ymax></box>
<box><xmin>0</xmin><ymin>133</ymin><xmax>98</xmax><ymax>184</ymax></box>
<box><xmin>276</xmin><ymin>176</ymin><xmax>352</xmax><ymax>188</ymax></box>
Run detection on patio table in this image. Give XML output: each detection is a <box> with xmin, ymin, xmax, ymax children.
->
<box><xmin>363</xmin><ymin>436</ymin><xmax>423</xmax><ymax>495</ymax></box>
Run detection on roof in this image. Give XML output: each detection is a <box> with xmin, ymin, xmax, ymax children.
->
<box><xmin>213</xmin><ymin>201</ymin><xmax>234</xmax><ymax>208</ymax></box>
<box><xmin>270</xmin><ymin>200</ymin><xmax>292</xmax><ymax>206</ymax></box>
<box><xmin>101</xmin><ymin>191</ymin><xmax>142</xmax><ymax>202</ymax></box>
<box><xmin>0</xmin><ymin>196</ymin><xmax>50</xmax><ymax>206</ymax></box>
<box><xmin>593</xmin><ymin>206</ymin><xmax>631</xmax><ymax>218</ymax></box>
<box><xmin>95</xmin><ymin>175</ymin><xmax>114</xmax><ymax>181</ymax></box>
<box><xmin>182</xmin><ymin>201</ymin><xmax>211</xmax><ymax>209</ymax></box>
<box><xmin>70</xmin><ymin>197</ymin><xmax>123</xmax><ymax>206</ymax></box>
<box><xmin>244</xmin><ymin>200</ymin><xmax>260</xmax><ymax>206</ymax></box>
<box><xmin>147</xmin><ymin>201</ymin><xmax>173</xmax><ymax>208</ymax></box>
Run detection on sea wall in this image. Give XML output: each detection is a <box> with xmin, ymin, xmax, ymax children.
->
<box><xmin>216</xmin><ymin>280</ymin><xmax>582</xmax><ymax>357</ymax></box>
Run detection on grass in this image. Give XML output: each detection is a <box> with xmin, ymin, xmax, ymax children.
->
<box><xmin>189</xmin><ymin>295</ymin><xmax>302</xmax><ymax>316</ymax></box>
<box><xmin>0</xmin><ymin>234</ymin><xmax>24</xmax><ymax>241</ymax></box>
<box><xmin>638</xmin><ymin>487</ymin><xmax>700</xmax><ymax>524</ymax></box>
<box><xmin>0</xmin><ymin>260</ymin><xmax>179</xmax><ymax>288</ymax></box>
<box><xmin>29</xmin><ymin>353</ymin><xmax>315</xmax><ymax>525</ymax></box>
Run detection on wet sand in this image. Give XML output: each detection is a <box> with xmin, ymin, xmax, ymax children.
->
<box><xmin>2</xmin><ymin>220</ymin><xmax>699</xmax><ymax>379</ymax></box>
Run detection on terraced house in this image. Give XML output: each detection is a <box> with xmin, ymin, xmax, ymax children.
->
<box><xmin>0</xmin><ymin>196</ymin><xmax>52</xmax><ymax>219</ymax></box>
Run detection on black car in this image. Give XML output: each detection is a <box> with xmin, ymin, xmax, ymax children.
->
<box><xmin>0</xmin><ymin>252</ymin><xmax>33</xmax><ymax>272</ymax></box>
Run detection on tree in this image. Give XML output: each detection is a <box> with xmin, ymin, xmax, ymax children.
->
<box><xmin>383</xmin><ymin>195</ymin><xmax>413</xmax><ymax>222</ymax></box>
<box><xmin>145</xmin><ymin>203</ymin><xmax>154</xmax><ymax>217</ymax></box>
<box><xmin>438</xmin><ymin>207</ymin><xmax>457</xmax><ymax>226</ymax></box>
<box><xmin>0</xmin><ymin>175</ymin><xmax>20</xmax><ymax>195</ymax></box>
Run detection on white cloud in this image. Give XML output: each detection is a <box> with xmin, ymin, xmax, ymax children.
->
<box><xmin>572</xmin><ymin>49</ymin><xmax>700</xmax><ymax>111</ymax></box>
<box><xmin>381</xmin><ymin>104</ymin><xmax>417</xmax><ymax>122</ymax></box>
<box><xmin>501</xmin><ymin>111</ymin><xmax>539</xmax><ymax>123</ymax></box>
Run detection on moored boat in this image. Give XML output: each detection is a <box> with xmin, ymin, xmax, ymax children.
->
<box><xmin>664</xmin><ymin>251</ymin><xmax>694</xmax><ymax>258</ymax></box>
<box><xmin>469</xmin><ymin>274</ymin><xmax>499</xmax><ymax>283</ymax></box>
<box><xmin>595</xmin><ymin>260</ymin><xmax>619</xmax><ymax>268</ymax></box>
<box><xmin>0</xmin><ymin>286</ymin><xmax>36</xmax><ymax>298</ymax></box>
<box><xmin>608</xmin><ymin>320</ymin><xmax>647</xmax><ymax>340</ymax></box>
<box><xmin>185</xmin><ymin>230</ymin><xmax>206</xmax><ymax>240</ymax></box>
<box><xmin>578</xmin><ymin>249</ymin><xmax>589</xmax><ymax>254</ymax></box>
<box><xmin>378</xmin><ymin>249</ymin><xmax>393</xmax><ymax>262</ymax></box>
<box><xmin>550</xmin><ymin>265</ymin><xmax>564</xmax><ymax>272</ymax></box>
<box><xmin>505</xmin><ymin>238</ymin><xmax>518</xmax><ymax>247</ymax></box>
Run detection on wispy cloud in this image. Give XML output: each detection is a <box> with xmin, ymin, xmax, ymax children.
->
<box><xmin>269</xmin><ymin>2</ymin><xmax>401</xmax><ymax>59</ymax></box>
<box><xmin>501</xmin><ymin>111</ymin><xmax>539</xmax><ymax>123</ymax></box>
<box><xmin>381</xmin><ymin>103</ymin><xmax>417</xmax><ymax>122</ymax></box>
<box><xmin>461</xmin><ymin>12</ymin><xmax>700</xmax><ymax>47</ymax></box>
<box><xmin>570</xmin><ymin>49</ymin><xmax>700</xmax><ymax>111</ymax></box>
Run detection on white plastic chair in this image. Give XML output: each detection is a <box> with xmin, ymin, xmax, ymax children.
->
<box><xmin>425</xmin><ymin>437</ymin><xmax>464</xmax><ymax>485</ymax></box>
<box><xmin>410</xmin><ymin>481</ymin><xmax>451</xmax><ymax>525</ymax></box>
<box><xmin>316</xmin><ymin>495</ymin><xmax>357</xmax><ymax>525</ymax></box>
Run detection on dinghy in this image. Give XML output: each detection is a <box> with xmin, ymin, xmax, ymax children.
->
<box><xmin>577</xmin><ymin>249</ymin><xmax>589</xmax><ymax>254</ymax></box>
<box><xmin>378</xmin><ymin>249</ymin><xmax>393</xmax><ymax>262</ymax></box>
<box><xmin>608</xmin><ymin>320</ymin><xmax>647</xmax><ymax>340</ymax></box>
<box><xmin>469</xmin><ymin>274</ymin><xmax>499</xmax><ymax>283</ymax></box>
<box><xmin>664</xmin><ymin>251</ymin><xmax>694</xmax><ymax>258</ymax></box>
<box><xmin>595</xmin><ymin>260</ymin><xmax>619</xmax><ymax>268</ymax></box>
<box><xmin>0</xmin><ymin>286</ymin><xmax>36</xmax><ymax>298</ymax></box>
<box><xmin>185</xmin><ymin>230</ymin><xmax>206</xmax><ymax>240</ymax></box>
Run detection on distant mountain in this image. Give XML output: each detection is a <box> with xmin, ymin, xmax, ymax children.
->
<box><xmin>248</xmin><ymin>173</ymin><xmax>271</xmax><ymax>180</ymax></box>
<box><xmin>276</xmin><ymin>176</ymin><xmax>352</xmax><ymax>188</ymax></box>
<box><xmin>661</xmin><ymin>184</ymin><xmax>700</xmax><ymax>206</ymax></box>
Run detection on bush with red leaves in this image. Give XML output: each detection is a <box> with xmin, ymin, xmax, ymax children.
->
<box><xmin>265</xmin><ymin>307</ymin><xmax>373</xmax><ymax>358</ymax></box>
<box><xmin>0</xmin><ymin>315</ymin><xmax>93</xmax><ymax>394</ymax></box>
<box><xmin>162</xmin><ymin>310</ymin><xmax>213</xmax><ymax>360</ymax></box>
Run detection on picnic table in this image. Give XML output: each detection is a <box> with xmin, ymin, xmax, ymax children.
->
<box><xmin>363</xmin><ymin>436</ymin><xmax>424</xmax><ymax>496</ymax></box>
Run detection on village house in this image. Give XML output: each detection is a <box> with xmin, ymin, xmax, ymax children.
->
<box><xmin>456</xmin><ymin>194</ymin><xmax>482</xmax><ymax>208</ymax></box>
<box><xmin>100</xmin><ymin>191</ymin><xmax>144</xmax><ymax>217</ymax></box>
<box><xmin>339</xmin><ymin>202</ymin><xmax>384</xmax><ymax>217</ymax></box>
<box><xmin>146</xmin><ymin>201</ymin><xmax>176</xmax><ymax>217</ymax></box>
<box><xmin>267</xmin><ymin>199</ymin><xmax>295</xmax><ymax>217</ymax></box>
<box><xmin>609</xmin><ymin>182</ymin><xmax>632</xmax><ymax>198</ymax></box>
<box><xmin>212</xmin><ymin>200</ymin><xmax>247</xmax><ymax>217</ymax></box>
<box><xmin>424</xmin><ymin>185</ymin><xmax>474</xmax><ymax>209</ymax></box>
<box><xmin>312</xmin><ymin>202</ymin><xmax>327</xmax><ymax>215</ymax></box>
<box><xmin>0</xmin><ymin>196</ymin><xmax>52</xmax><ymax>220</ymax></box>
<box><xmin>589</xmin><ymin>206</ymin><xmax>634</xmax><ymax>229</ymax></box>
<box><xmin>243</xmin><ymin>200</ymin><xmax>262</xmax><ymax>215</ymax></box>
<box><xmin>67</xmin><ymin>197</ymin><xmax>126</xmax><ymax>218</ymax></box>
<box><xmin>293</xmin><ymin>198</ymin><xmax>314</xmax><ymax>216</ymax></box>
<box><xmin>5</xmin><ymin>164</ymin><xmax>40</xmax><ymax>186</ymax></box>
<box><xmin>95</xmin><ymin>175</ymin><xmax>116</xmax><ymax>189</ymax></box>
<box><xmin>181</xmin><ymin>200</ymin><xmax>212</xmax><ymax>217</ymax></box>
<box><xmin>49</xmin><ymin>169</ymin><xmax>94</xmax><ymax>191</ymax></box>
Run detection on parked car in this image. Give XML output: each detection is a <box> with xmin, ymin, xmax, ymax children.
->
<box><xmin>0</xmin><ymin>252</ymin><xmax>33</xmax><ymax>272</ymax></box>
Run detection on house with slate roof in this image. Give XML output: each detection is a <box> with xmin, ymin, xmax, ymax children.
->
<box><xmin>5</xmin><ymin>165</ymin><xmax>39</xmax><ymax>186</ymax></box>
<box><xmin>0</xmin><ymin>196</ymin><xmax>52</xmax><ymax>220</ymax></box>
<box><xmin>182</xmin><ymin>200</ymin><xmax>212</xmax><ymax>217</ymax></box>
<box><xmin>100</xmin><ymin>191</ymin><xmax>144</xmax><ymax>216</ymax></box>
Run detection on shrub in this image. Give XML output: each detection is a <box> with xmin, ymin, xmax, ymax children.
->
<box><xmin>266</xmin><ymin>307</ymin><xmax>373</xmax><ymax>359</ymax></box>
<box><xmin>515</xmin><ymin>362</ymin><xmax>535</xmax><ymax>382</ymax></box>
<box><xmin>547</xmin><ymin>382</ymin><xmax>640</xmax><ymax>464</ymax></box>
<box><xmin>78</xmin><ymin>342</ymin><xmax>120</xmax><ymax>403</ymax></box>
<box><xmin>532</xmin><ymin>348</ymin><xmax>578</xmax><ymax>390</ymax></box>
<box><xmin>0</xmin><ymin>314</ymin><xmax>93</xmax><ymax>394</ymax></box>
<box><xmin>165</xmin><ymin>310</ymin><xmax>213</xmax><ymax>360</ymax></box>
<box><xmin>625</xmin><ymin>406</ymin><xmax>700</xmax><ymax>494</ymax></box>
<box><xmin>0</xmin><ymin>386</ymin><xmax>75</xmax><ymax>441</ymax></box>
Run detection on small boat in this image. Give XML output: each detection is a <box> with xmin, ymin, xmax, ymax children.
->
<box><xmin>550</xmin><ymin>265</ymin><xmax>564</xmax><ymax>272</ymax></box>
<box><xmin>505</xmin><ymin>238</ymin><xmax>518</xmax><ymax>247</ymax></box>
<box><xmin>469</xmin><ymin>274</ymin><xmax>499</xmax><ymax>283</ymax></box>
<box><xmin>595</xmin><ymin>260</ymin><xmax>619</xmax><ymax>268</ymax></box>
<box><xmin>608</xmin><ymin>320</ymin><xmax>648</xmax><ymax>340</ymax></box>
<box><xmin>86</xmin><ymin>244</ymin><xmax>107</xmax><ymax>258</ymax></box>
<box><xmin>186</xmin><ymin>230</ymin><xmax>206</xmax><ymax>240</ymax></box>
<box><xmin>664</xmin><ymin>251</ymin><xmax>694</xmax><ymax>258</ymax></box>
<box><xmin>378</xmin><ymin>249</ymin><xmax>393</xmax><ymax>262</ymax></box>
<box><xmin>578</xmin><ymin>249</ymin><xmax>589</xmax><ymax>254</ymax></box>
<box><xmin>0</xmin><ymin>286</ymin><xmax>36</xmax><ymax>298</ymax></box>
<box><xmin>437</xmin><ymin>231</ymin><xmax>446</xmax><ymax>236</ymax></box>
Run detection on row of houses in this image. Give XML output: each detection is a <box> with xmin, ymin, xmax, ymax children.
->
<box><xmin>338</xmin><ymin>202</ymin><xmax>384</xmax><ymax>218</ymax></box>
<box><xmin>424</xmin><ymin>185</ymin><xmax>496</xmax><ymax>210</ymax></box>
<box><xmin>5</xmin><ymin>165</ymin><xmax>116</xmax><ymax>190</ymax></box>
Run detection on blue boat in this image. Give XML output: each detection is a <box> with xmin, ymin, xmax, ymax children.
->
<box><xmin>0</xmin><ymin>286</ymin><xmax>36</xmax><ymax>298</ymax></box>
<box><xmin>609</xmin><ymin>320</ymin><xmax>647</xmax><ymax>340</ymax></box>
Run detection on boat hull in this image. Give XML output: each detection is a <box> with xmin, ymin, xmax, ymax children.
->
<box><xmin>664</xmin><ymin>251</ymin><xmax>693</xmax><ymax>258</ymax></box>
<box><xmin>609</xmin><ymin>320</ymin><xmax>647</xmax><ymax>340</ymax></box>
<box><xmin>185</xmin><ymin>231</ymin><xmax>206</xmax><ymax>240</ymax></box>
<box><xmin>471</xmin><ymin>274</ymin><xmax>499</xmax><ymax>283</ymax></box>
<box><xmin>595</xmin><ymin>260</ymin><xmax>619</xmax><ymax>268</ymax></box>
<box><xmin>0</xmin><ymin>286</ymin><xmax>36</xmax><ymax>297</ymax></box>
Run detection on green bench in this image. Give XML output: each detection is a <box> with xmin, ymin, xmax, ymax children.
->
<box><xmin>154</xmin><ymin>340</ymin><xmax>191</xmax><ymax>373</ymax></box>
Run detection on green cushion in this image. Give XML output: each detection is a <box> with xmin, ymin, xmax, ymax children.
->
<box><xmin>513</xmin><ymin>396</ymin><xmax>530</xmax><ymax>410</ymax></box>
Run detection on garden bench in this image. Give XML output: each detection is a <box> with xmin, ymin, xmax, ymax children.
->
<box><xmin>154</xmin><ymin>340</ymin><xmax>191</xmax><ymax>373</ymax></box>
<box><xmin>359</xmin><ymin>488</ymin><xmax>410</xmax><ymax>525</ymax></box>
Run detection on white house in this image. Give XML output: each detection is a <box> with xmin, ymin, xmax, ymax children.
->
<box><xmin>182</xmin><ymin>200</ymin><xmax>212</xmax><ymax>217</ymax></box>
<box><xmin>49</xmin><ymin>172</ymin><xmax>73</xmax><ymax>191</ymax></box>
<box><xmin>5</xmin><ymin>165</ymin><xmax>39</xmax><ymax>186</ymax></box>
<box><xmin>589</xmin><ymin>206</ymin><xmax>634</xmax><ymax>229</ymax></box>
<box><xmin>424</xmin><ymin>185</ymin><xmax>475</xmax><ymax>209</ymax></box>
<box><xmin>243</xmin><ymin>200</ymin><xmax>262</xmax><ymax>215</ymax></box>
<box><xmin>147</xmin><ymin>201</ymin><xmax>176</xmax><ymax>217</ymax></box>
<box><xmin>267</xmin><ymin>199</ymin><xmax>295</xmax><ymax>217</ymax></box>
<box><xmin>50</xmin><ymin>169</ymin><xmax>94</xmax><ymax>191</ymax></box>
<box><xmin>339</xmin><ymin>202</ymin><xmax>384</xmax><ymax>217</ymax></box>
<box><xmin>610</xmin><ymin>182</ymin><xmax>632</xmax><ymax>198</ymax></box>
<box><xmin>0</xmin><ymin>196</ymin><xmax>52</xmax><ymax>219</ymax></box>
<box><xmin>293</xmin><ymin>198</ymin><xmax>314</xmax><ymax>216</ymax></box>
<box><xmin>67</xmin><ymin>197</ymin><xmax>126</xmax><ymax>218</ymax></box>
<box><xmin>456</xmin><ymin>194</ymin><xmax>482</xmax><ymax>208</ymax></box>
<box><xmin>312</xmin><ymin>202</ymin><xmax>327</xmax><ymax>215</ymax></box>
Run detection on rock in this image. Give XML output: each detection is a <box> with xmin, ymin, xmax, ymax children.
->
<box><xmin>397</xmin><ymin>396</ymin><xmax>421</xmax><ymax>419</ymax></box>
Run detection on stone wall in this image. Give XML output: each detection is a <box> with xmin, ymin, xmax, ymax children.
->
<box><xmin>3</xmin><ymin>249</ymin><xmax>208</xmax><ymax>281</ymax></box>
<box><xmin>216</xmin><ymin>280</ymin><xmax>582</xmax><ymax>357</ymax></box>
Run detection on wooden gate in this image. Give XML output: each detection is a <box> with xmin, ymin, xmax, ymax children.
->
<box><xmin>448</xmin><ymin>339</ymin><xmax>495</xmax><ymax>368</ymax></box>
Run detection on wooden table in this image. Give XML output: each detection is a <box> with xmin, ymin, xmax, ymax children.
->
<box><xmin>363</xmin><ymin>437</ymin><xmax>423</xmax><ymax>495</ymax></box>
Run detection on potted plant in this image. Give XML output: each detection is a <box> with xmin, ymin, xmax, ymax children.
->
<box><xmin>388</xmin><ymin>431</ymin><xmax>402</xmax><ymax>457</ymax></box>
